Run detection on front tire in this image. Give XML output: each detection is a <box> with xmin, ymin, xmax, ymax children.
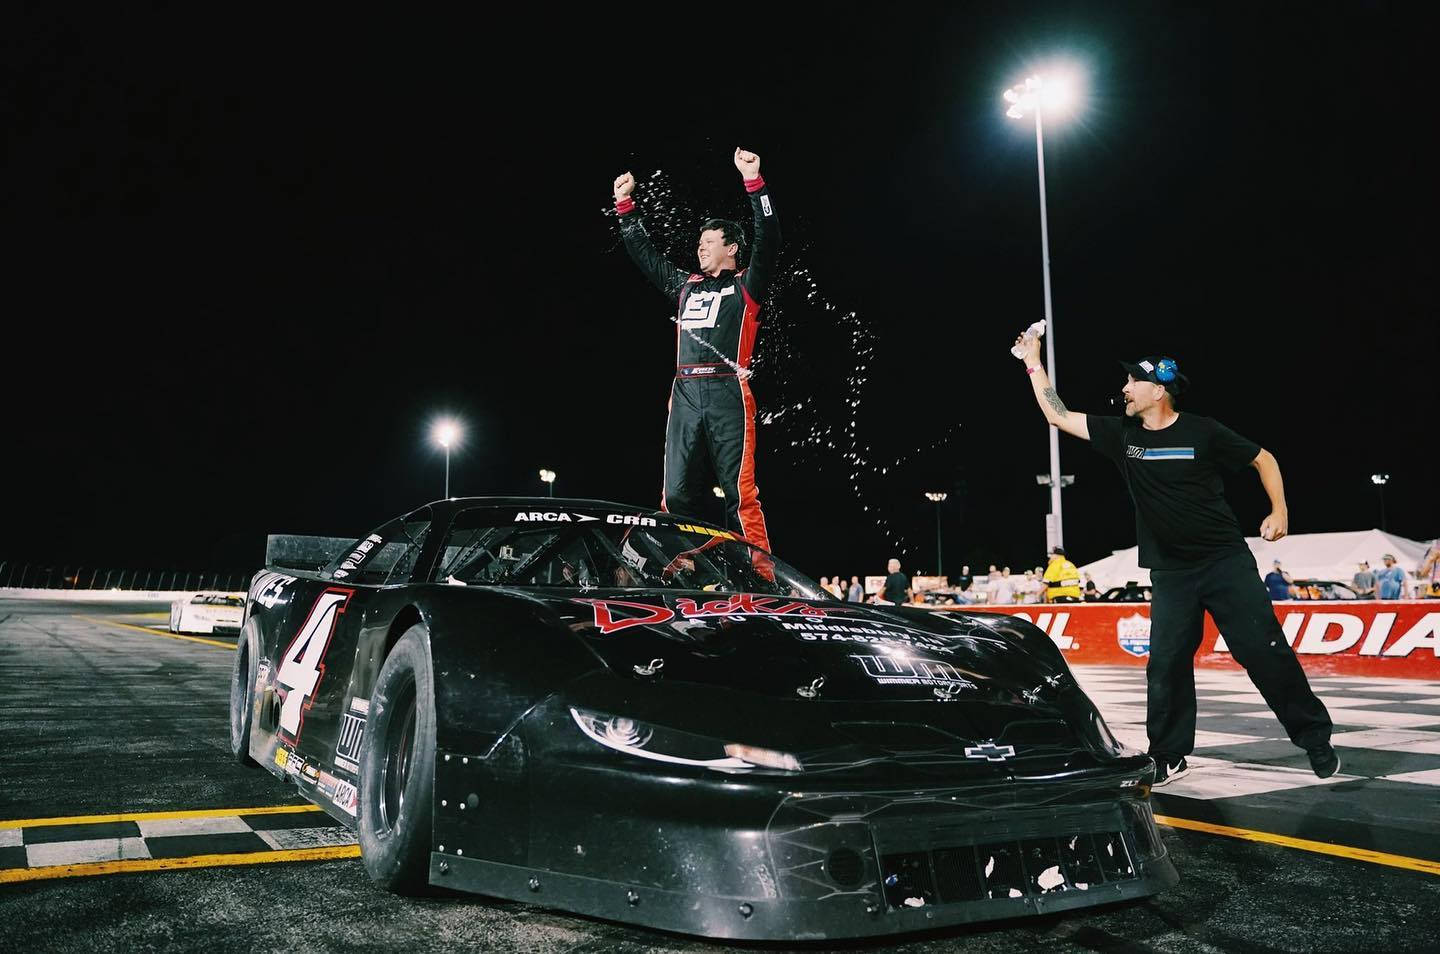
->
<box><xmin>358</xmin><ymin>624</ymin><xmax>437</xmax><ymax>894</ymax></box>
<box><xmin>228</xmin><ymin>629</ymin><xmax>259</xmax><ymax>767</ymax></box>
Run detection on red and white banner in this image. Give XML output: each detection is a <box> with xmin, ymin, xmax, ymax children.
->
<box><xmin>935</xmin><ymin>601</ymin><xmax>1440</xmax><ymax>679</ymax></box>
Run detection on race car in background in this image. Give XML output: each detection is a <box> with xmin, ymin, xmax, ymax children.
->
<box><xmin>1287</xmin><ymin>579</ymin><xmax>1360</xmax><ymax>600</ymax></box>
<box><xmin>169</xmin><ymin>592</ymin><xmax>245</xmax><ymax>634</ymax></box>
<box><xmin>230</xmin><ymin>497</ymin><xmax>1176</xmax><ymax>941</ymax></box>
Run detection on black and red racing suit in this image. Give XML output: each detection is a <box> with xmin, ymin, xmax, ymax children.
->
<box><xmin>616</xmin><ymin>175</ymin><xmax>779</xmax><ymax>554</ymax></box>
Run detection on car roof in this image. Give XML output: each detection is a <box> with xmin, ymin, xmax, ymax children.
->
<box><xmin>414</xmin><ymin>496</ymin><xmax>669</xmax><ymax>520</ymax></box>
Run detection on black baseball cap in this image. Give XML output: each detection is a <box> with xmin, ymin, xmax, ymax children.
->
<box><xmin>1049</xmin><ymin>546</ymin><xmax>1066</xmax><ymax>557</ymax></box>
<box><xmin>1121</xmin><ymin>356</ymin><xmax>1189</xmax><ymax>396</ymax></box>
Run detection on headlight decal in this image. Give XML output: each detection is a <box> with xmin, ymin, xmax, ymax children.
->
<box><xmin>569</xmin><ymin>707</ymin><xmax>800</xmax><ymax>773</ymax></box>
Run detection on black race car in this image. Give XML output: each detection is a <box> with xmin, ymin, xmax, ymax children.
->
<box><xmin>231</xmin><ymin>498</ymin><xmax>1176</xmax><ymax>941</ymax></box>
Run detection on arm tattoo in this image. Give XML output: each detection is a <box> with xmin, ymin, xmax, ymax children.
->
<box><xmin>1042</xmin><ymin>386</ymin><xmax>1068</xmax><ymax>418</ymax></box>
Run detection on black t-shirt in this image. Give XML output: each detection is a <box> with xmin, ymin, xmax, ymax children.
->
<box><xmin>883</xmin><ymin>571</ymin><xmax>910</xmax><ymax>603</ymax></box>
<box><xmin>1086</xmin><ymin>413</ymin><xmax>1261</xmax><ymax>570</ymax></box>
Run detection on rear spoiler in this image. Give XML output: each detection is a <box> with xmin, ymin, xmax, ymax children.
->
<box><xmin>264</xmin><ymin>534</ymin><xmax>356</xmax><ymax>573</ymax></box>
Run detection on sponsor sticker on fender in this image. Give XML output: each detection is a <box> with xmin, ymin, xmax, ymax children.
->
<box><xmin>317</xmin><ymin>770</ymin><xmax>358</xmax><ymax>816</ymax></box>
<box><xmin>334</xmin><ymin>697</ymin><xmax>367</xmax><ymax>775</ymax></box>
<box><xmin>850</xmin><ymin>653</ymin><xmax>977</xmax><ymax>688</ymax></box>
<box><xmin>250</xmin><ymin>571</ymin><xmax>297</xmax><ymax>609</ymax></box>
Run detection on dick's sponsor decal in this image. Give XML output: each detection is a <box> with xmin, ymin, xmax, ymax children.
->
<box><xmin>575</xmin><ymin>595</ymin><xmax>825</xmax><ymax>635</ymax></box>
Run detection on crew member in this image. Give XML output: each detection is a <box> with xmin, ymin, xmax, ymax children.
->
<box><xmin>1013</xmin><ymin>339</ymin><xmax>1336</xmax><ymax>785</ymax></box>
<box><xmin>1042</xmin><ymin>546</ymin><xmax>1083</xmax><ymax>602</ymax></box>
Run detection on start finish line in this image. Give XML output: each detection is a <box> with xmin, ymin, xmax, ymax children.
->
<box><xmin>935</xmin><ymin>601</ymin><xmax>1440</xmax><ymax>679</ymax></box>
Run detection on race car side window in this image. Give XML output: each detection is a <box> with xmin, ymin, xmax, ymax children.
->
<box><xmin>342</xmin><ymin>542</ymin><xmax>409</xmax><ymax>585</ymax></box>
<box><xmin>435</xmin><ymin>508</ymin><xmax>534</xmax><ymax>584</ymax></box>
<box><xmin>323</xmin><ymin>507</ymin><xmax>428</xmax><ymax>584</ymax></box>
<box><xmin>383</xmin><ymin>513</ymin><xmax>433</xmax><ymax>585</ymax></box>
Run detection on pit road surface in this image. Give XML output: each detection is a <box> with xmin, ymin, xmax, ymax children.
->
<box><xmin>1</xmin><ymin>601</ymin><xmax>1436</xmax><ymax>953</ymax></box>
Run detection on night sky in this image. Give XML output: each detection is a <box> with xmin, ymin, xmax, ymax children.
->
<box><xmin>4</xmin><ymin>5</ymin><xmax>1435</xmax><ymax>582</ymax></box>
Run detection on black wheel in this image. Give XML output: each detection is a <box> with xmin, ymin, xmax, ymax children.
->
<box><xmin>358</xmin><ymin>624</ymin><xmax>437</xmax><ymax>894</ymax></box>
<box><xmin>228</xmin><ymin>628</ymin><xmax>259</xmax><ymax>767</ymax></box>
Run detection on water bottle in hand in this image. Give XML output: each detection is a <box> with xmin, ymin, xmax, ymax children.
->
<box><xmin>1010</xmin><ymin>320</ymin><xmax>1047</xmax><ymax>359</ymax></box>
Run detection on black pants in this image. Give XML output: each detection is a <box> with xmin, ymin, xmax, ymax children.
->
<box><xmin>661</xmin><ymin>375</ymin><xmax>770</xmax><ymax>552</ymax></box>
<box><xmin>1147</xmin><ymin>548</ymin><xmax>1332</xmax><ymax>757</ymax></box>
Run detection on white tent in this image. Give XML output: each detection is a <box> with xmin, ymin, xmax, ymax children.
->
<box><xmin>1078</xmin><ymin>529</ymin><xmax>1433</xmax><ymax>590</ymax></box>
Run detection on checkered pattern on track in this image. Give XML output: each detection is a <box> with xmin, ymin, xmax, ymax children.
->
<box><xmin>1074</xmin><ymin>666</ymin><xmax>1440</xmax><ymax>797</ymax></box>
<box><xmin>0</xmin><ymin>809</ymin><xmax>356</xmax><ymax>872</ymax></box>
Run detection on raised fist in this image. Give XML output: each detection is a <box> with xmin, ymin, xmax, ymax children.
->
<box><xmin>734</xmin><ymin>147</ymin><xmax>761</xmax><ymax>180</ymax></box>
<box><xmin>613</xmin><ymin>171</ymin><xmax>636</xmax><ymax>201</ymax></box>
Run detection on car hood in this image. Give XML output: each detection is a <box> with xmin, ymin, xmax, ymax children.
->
<box><xmin>498</xmin><ymin>590</ymin><xmax>1135</xmax><ymax>778</ymax></box>
<box><xmin>531</xmin><ymin>589</ymin><xmax>1062</xmax><ymax>704</ymax></box>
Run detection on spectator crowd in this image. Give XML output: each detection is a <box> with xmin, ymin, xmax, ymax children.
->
<box><xmin>824</xmin><ymin>538</ymin><xmax>1440</xmax><ymax>606</ymax></box>
<box><xmin>1264</xmin><ymin>545</ymin><xmax>1440</xmax><ymax>601</ymax></box>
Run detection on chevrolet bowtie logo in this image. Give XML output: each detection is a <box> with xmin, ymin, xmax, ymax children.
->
<box><xmin>964</xmin><ymin>742</ymin><xmax>1016</xmax><ymax>762</ymax></box>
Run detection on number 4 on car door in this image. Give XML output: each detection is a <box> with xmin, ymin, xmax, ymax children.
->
<box><xmin>276</xmin><ymin>588</ymin><xmax>353</xmax><ymax>742</ymax></box>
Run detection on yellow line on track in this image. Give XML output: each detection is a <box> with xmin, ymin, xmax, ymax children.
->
<box><xmin>75</xmin><ymin>615</ymin><xmax>235</xmax><ymax>650</ymax></box>
<box><xmin>0</xmin><ymin>804</ymin><xmax>321</xmax><ymax>830</ymax></box>
<box><xmin>0</xmin><ymin>845</ymin><xmax>360</xmax><ymax>884</ymax></box>
<box><xmin>1155</xmin><ymin>814</ymin><xmax>1440</xmax><ymax>876</ymax></box>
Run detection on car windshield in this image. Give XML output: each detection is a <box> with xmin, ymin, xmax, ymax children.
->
<box><xmin>436</xmin><ymin>513</ymin><xmax>821</xmax><ymax>598</ymax></box>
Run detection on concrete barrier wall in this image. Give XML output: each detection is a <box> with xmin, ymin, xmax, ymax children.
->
<box><xmin>0</xmin><ymin>589</ymin><xmax>238</xmax><ymax>603</ymax></box>
<box><xmin>935</xmin><ymin>600</ymin><xmax>1440</xmax><ymax>678</ymax></box>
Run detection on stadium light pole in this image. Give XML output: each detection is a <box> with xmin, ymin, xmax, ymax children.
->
<box><xmin>1371</xmin><ymin>473</ymin><xmax>1390</xmax><ymax>531</ymax></box>
<box><xmin>1005</xmin><ymin>69</ymin><xmax>1079</xmax><ymax>551</ymax></box>
<box><xmin>431</xmin><ymin>419</ymin><xmax>462</xmax><ymax>499</ymax></box>
<box><xmin>924</xmin><ymin>492</ymin><xmax>948</xmax><ymax>575</ymax></box>
<box><xmin>540</xmin><ymin>468</ymin><xmax>557</xmax><ymax>497</ymax></box>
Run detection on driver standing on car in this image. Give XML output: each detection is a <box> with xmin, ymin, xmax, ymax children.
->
<box><xmin>612</xmin><ymin>148</ymin><xmax>779</xmax><ymax>558</ymax></box>
<box><xmin>1012</xmin><ymin>338</ymin><xmax>1336</xmax><ymax>785</ymax></box>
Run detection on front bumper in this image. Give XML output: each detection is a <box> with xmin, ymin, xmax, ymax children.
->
<box><xmin>429</xmin><ymin>748</ymin><xmax>1176</xmax><ymax>940</ymax></box>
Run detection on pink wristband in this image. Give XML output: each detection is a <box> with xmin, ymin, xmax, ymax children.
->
<box><xmin>1026</xmin><ymin>365</ymin><xmax>1040</xmax><ymax>376</ymax></box>
<box><xmin>744</xmin><ymin>175</ymin><xmax>766</xmax><ymax>193</ymax></box>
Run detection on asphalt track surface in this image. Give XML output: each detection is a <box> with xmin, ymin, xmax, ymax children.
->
<box><xmin>1</xmin><ymin>600</ymin><xmax>1437</xmax><ymax>953</ymax></box>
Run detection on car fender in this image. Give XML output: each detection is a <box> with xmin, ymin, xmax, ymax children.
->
<box><xmin>417</xmin><ymin>587</ymin><xmax>603</xmax><ymax>758</ymax></box>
